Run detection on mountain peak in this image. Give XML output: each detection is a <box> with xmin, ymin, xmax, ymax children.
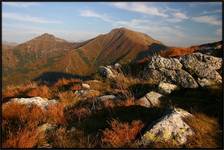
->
<box><xmin>38</xmin><ymin>33</ymin><xmax>55</xmax><ymax>38</ymax></box>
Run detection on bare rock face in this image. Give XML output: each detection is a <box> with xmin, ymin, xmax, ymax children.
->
<box><xmin>180</xmin><ymin>53</ymin><xmax>222</xmax><ymax>83</ymax></box>
<box><xmin>144</xmin><ymin>52</ymin><xmax>222</xmax><ymax>88</ymax></box>
<box><xmin>144</xmin><ymin>68</ymin><xmax>198</xmax><ymax>88</ymax></box>
<box><xmin>158</xmin><ymin>82</ymin><xmax>179</xmax><ymax>94</ymax></box>
<box><xmin>148</xmin><ymin>55</ymin><xmax>183</xmax><ymax>70</ymax></box>
<box><xmin>136</xmin><ymin>91</ymin><xmax>163</xmax><ymax>108</ymax></box>
<box><xmin>141</xmin><ymin>108</ymin><xmax>194</xmax><ymax>146</ymax></box>
<box><xmin>5</xmin><ymin>97</ymin><xmax>58</xmax><ymax>110</ymax></box>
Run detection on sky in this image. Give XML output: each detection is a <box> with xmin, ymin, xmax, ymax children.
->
<box><xmin>2</xmin><ymin>2</ymin><xmax>222</xmax><ymax>47</ymax></box>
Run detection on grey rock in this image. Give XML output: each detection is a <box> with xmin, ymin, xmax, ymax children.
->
<box><xmin>98</xmin><ymin>95</ymin><xmax>117</xmax><ymax>101</ymax></box>
<box><xmin>6</xmin><ymin>97</ymin><xmax>58</xmax><ymax>110</ymax></box>
<box><xmin>141</xmin><ymin>108</ymin><xmax>194</xmax><ymax>146</ymax></box>
<box><xmin>197</xmin><ymin>78</ymin><xmax>220</xmax><ymax>87</ymax></box>
<box><xmin>158</xmin><ymin>82</ymin><xmax>179</xmax><ymax>94</ymax></box>
<box><xmin>148</xmin><ymin>55</ymin><xmax>183</xmax><ymax>70</ymax></box>
<box><xmin>136</xmin><ymin>91</ymin><xmax>163</xmax><ymax>108</ymax></box>
<box><xmin>180</xmin><ymin>53</ymin><xmax>222</xmax><ymax>82</ymax></box>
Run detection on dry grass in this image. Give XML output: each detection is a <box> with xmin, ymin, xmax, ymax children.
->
<box><xmin>2</xmin><ymin>127</ymin><xmax>46</xmax><ymax>148</ymax></box>
<box><xmin>64</xmin><ymin>106</ymin><xmax>91</xmax><ymax>123</ymax></box>
<box><xmin>101</xmin><ymin>119</ymin><xmax>144</xmax><ymax>148</ymax></box>
<box><xmin>58</xmin><ymin>91</ymin><xmax>80</xmax><ymax>105</ymax></box>
<box><xmin>184</xmin><ymin>113</ymin><xmax>222</xmax><ymax>148</ymax></box>
<box><xmin>47</xmin><ymin>103</ymin><xmax>67</xmax><ymax>125</ymax></box>
<box><xmin>2</xmin><ymin>103</ymin><xmax>49</xmax><ymax>148</ymax></box>
<box><xmin>26</xmin><ymin>85</ymin><xmax>52</xmax><ymax>99</ymax></box>
<box><xmin>3</xmin><ymin>103</ymin><xmax>46</xmax><ymax>128</ymax></box>
<box><xmin>3</xmin><ymin>82</ymin><xmax>38</xmax><ymax>102</ymax></box>
<box><xmin>47</xmin><ymin>127</ymin><xmax>96</xmax><ymax>148</ymax></box>
<box><xmin>53</xmin><ymin>78</ymin><xmax>81</xmax><ymax>88</ymax></box>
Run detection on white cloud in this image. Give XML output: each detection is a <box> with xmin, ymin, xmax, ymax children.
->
<box><xmin>3</xmin><ymin>12</ymin><xmax>62</xmax><ymax>24</ymax></box>
<box><xmin>80</xmin><ymin>10</ymin><xmax>113</xmax><ymax>23</ymax></box>
<box><xmin>173</xmin><ymin>12</ymin><xmax>188</xmax><ymax>20</ymax></box>
<box><xmin>3</xmin><ymin>2</ymin><xmax>40</xmax><ymax>8</ymax></box>
<box><xmin>192</xmin><ymin>15</ymin><xmax>221</xmax><ymax>26</ymax></box>
<box><xmin>201</xmin><ymin>9</ymin><xmax>222</xmax><ymax>15</ymax></box>
<box><xmin>111</xmin><ymin>2</ymin><xmax>168</xmax><ymax>17</ymax></box>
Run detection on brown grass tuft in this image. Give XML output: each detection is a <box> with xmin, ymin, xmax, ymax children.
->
<box><xmin>3</xmin><ymin>82</ymin><xmax>38</xmax><ymax>102</ymax></box>
<box><xmin>2</xmin><ymin>127</ymin><xmax>45</xmax><ymax>148</ymax></box>
<box><xmin>47</xmin><ymin>127</ymin><xmax>96</xmax><ymax>148</ymax></box>
<box><xmin>184</xmin><ymin>113</ymin><xmax>221</xmax><ymax>148</ymax></box>
<box><xmin>54</xmin><ymin>78</ymin><xmax>81</xmax><ymax>88</ymax></box>
<box><xmin>47</xmin><ymin>103</ymin><xmax>67</xmax><ymax>125</ymax></box>
<box><xmin>26</xmin><ymin>85</ymin><xmax>52</xmax><ymax>99</ymax></box>
<box><xmin>101</xmin><ymin>119</ymin><xmax>144</xmax><ymax>148</ymax></box>
<box><xmin>58</xmin><ymin>91</ymin><xmax>80</xmax><ymax>105</ymax></box>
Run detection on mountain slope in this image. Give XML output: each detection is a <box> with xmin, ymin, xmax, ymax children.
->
<box><xmin>3</xmin><ymin>28</ymin><xmax>168</xmax><ymax>87</ymax></box>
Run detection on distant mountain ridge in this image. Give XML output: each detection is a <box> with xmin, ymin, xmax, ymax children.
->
<box><xmin>2</xmin><ymin>27</ymin><xmax>222</xmax><ymax>87</ymax></box>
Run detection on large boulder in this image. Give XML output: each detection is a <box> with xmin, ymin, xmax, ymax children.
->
<box><xmin>5</xmin><ymin>97</ymin><xmax>58</xmax><ymax>110</ymax></box>
<box><xmin>136</xmin><ymin>91</ymin><xmax>163</xmax><ymax>108</ymax></box>
<box><xmin>180</xmin><ymin>53</ymin><xmax>222</xmax><ymax>83</ymax></box>
<box><xmin>141</xmin><ymin>108</ymin><xmax>194</xmax><ymax>146</ymax></box>
<box><xmin>148</xmin><ymin>55</ymin><xmax>183</xmax><ymax>70</ymax></box>
<box><xmin>144</xmin><ymin>68</ymin><xmax>198</xmax><ymax>88</ymax></box>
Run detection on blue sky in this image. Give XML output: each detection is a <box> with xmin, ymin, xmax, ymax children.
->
<box><xmin>2</xmin><ymin>2</ymin><xmax>222</xmax><ymax>47</ymax></box>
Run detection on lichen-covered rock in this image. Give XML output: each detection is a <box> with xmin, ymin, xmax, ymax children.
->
<box><xmin>136</xmin><ymin>91</ymin><xmax>163</xmax><ymax>108</ymax></box>
<box><xmin>158</xmin><ymin>82</ymin><xmax>179</xmax><ymax>94</ymax></box>
<box><xmin>144</xmin><ymin>68</ymin><xmax>198</xmax><ymax>88</ymax></box>
<box><xmin>148</xmin><ymin>55</ymin><xmax>183</xmax><ymax>70</ymax></box>
<box><xmin>160</xmin><ymin>68</ymin><xmax>199</xmax><ymax>88</ymax></box>
<box><xmin>141</xmin><ymin>108</ymin><xmax>194</xmax><ymax>146</ymax></box>
<box><xmin>180</xmin><ymin>53</ymin><xmax>222</xmax><ymax>82</ymax></box>
<box><xmin>197</xmin><ymin>78</ymin><xmax>220</xmax><ymax>87</ymax></box>
<box><xmin>6</xmin><ymin>97</ymin><xmax>58</xmax><ymax>109</ymax></box>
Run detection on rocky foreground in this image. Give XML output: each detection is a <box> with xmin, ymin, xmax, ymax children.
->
<box><xmin>2</xmin><ymin>52</ymin><xmax>222</xmax><ymax>148</ymax></box>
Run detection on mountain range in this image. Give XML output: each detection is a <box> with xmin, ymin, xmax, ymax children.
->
<box><xmin>2</xmin><ymin>27</ymin><xmax>222</xmax><ymax>87</ymax></box>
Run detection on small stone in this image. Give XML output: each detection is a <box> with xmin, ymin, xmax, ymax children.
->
<box><xmin>158</xmin><ymin>82</ymin><xmax>179</xmax><ymax>94</ymax></box>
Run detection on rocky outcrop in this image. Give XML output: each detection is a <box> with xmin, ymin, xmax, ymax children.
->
<box><xmin>158</xmin><ymin>82</ymin><xmax>179</xmax><ymax>94</ymax></box>
<box><xmin>148</xmin><ymin>55</ymin><xmax>183</xmax><ymax>70</ymax></box>
<box><xmin>141</xmin><ymin>108</ymin><xmax>194</xmax><ymax>146</ymax></box>
<box><xmin>180</xmin><ymin>53</ymin><xmax>222</xmax><ymax>84</ymax></box>
<box><xmin>5</xmin><ymin>97</ymin><xmax>58</xmax><ymax>109</ymax></box>
<box><xmin>144</xmin><ymin>53</ymin><xmax>222</xmax><ymax>88</ymax></box>
<box><xmin>136</xmin><ymin>91</ymin><xmax>163</xmax><ymax>108</ymax></box>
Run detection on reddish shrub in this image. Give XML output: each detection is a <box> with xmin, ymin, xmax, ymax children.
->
<box><xmin>47</xmin><ymin>103</ymin><xmax>67</xmax><ymax>125</ymax></box>
<box><xmin>101</xmin><ymin>119</ymin><xmax>144</xmax><ymax>148</ymax></box>
<box><xmin>54</xmin><ymin>78</ymin><xmax>81</xmax><ymax>88</ymax></box>
<box><xmin>2</xmin><ymin>127</ymin><xmax>45</xmax><ymax>148</ymax></box>
<box><xmin>26</xmin><ymin>85</ymin><xmax>52</xmax><ymax>99</ymax></box>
